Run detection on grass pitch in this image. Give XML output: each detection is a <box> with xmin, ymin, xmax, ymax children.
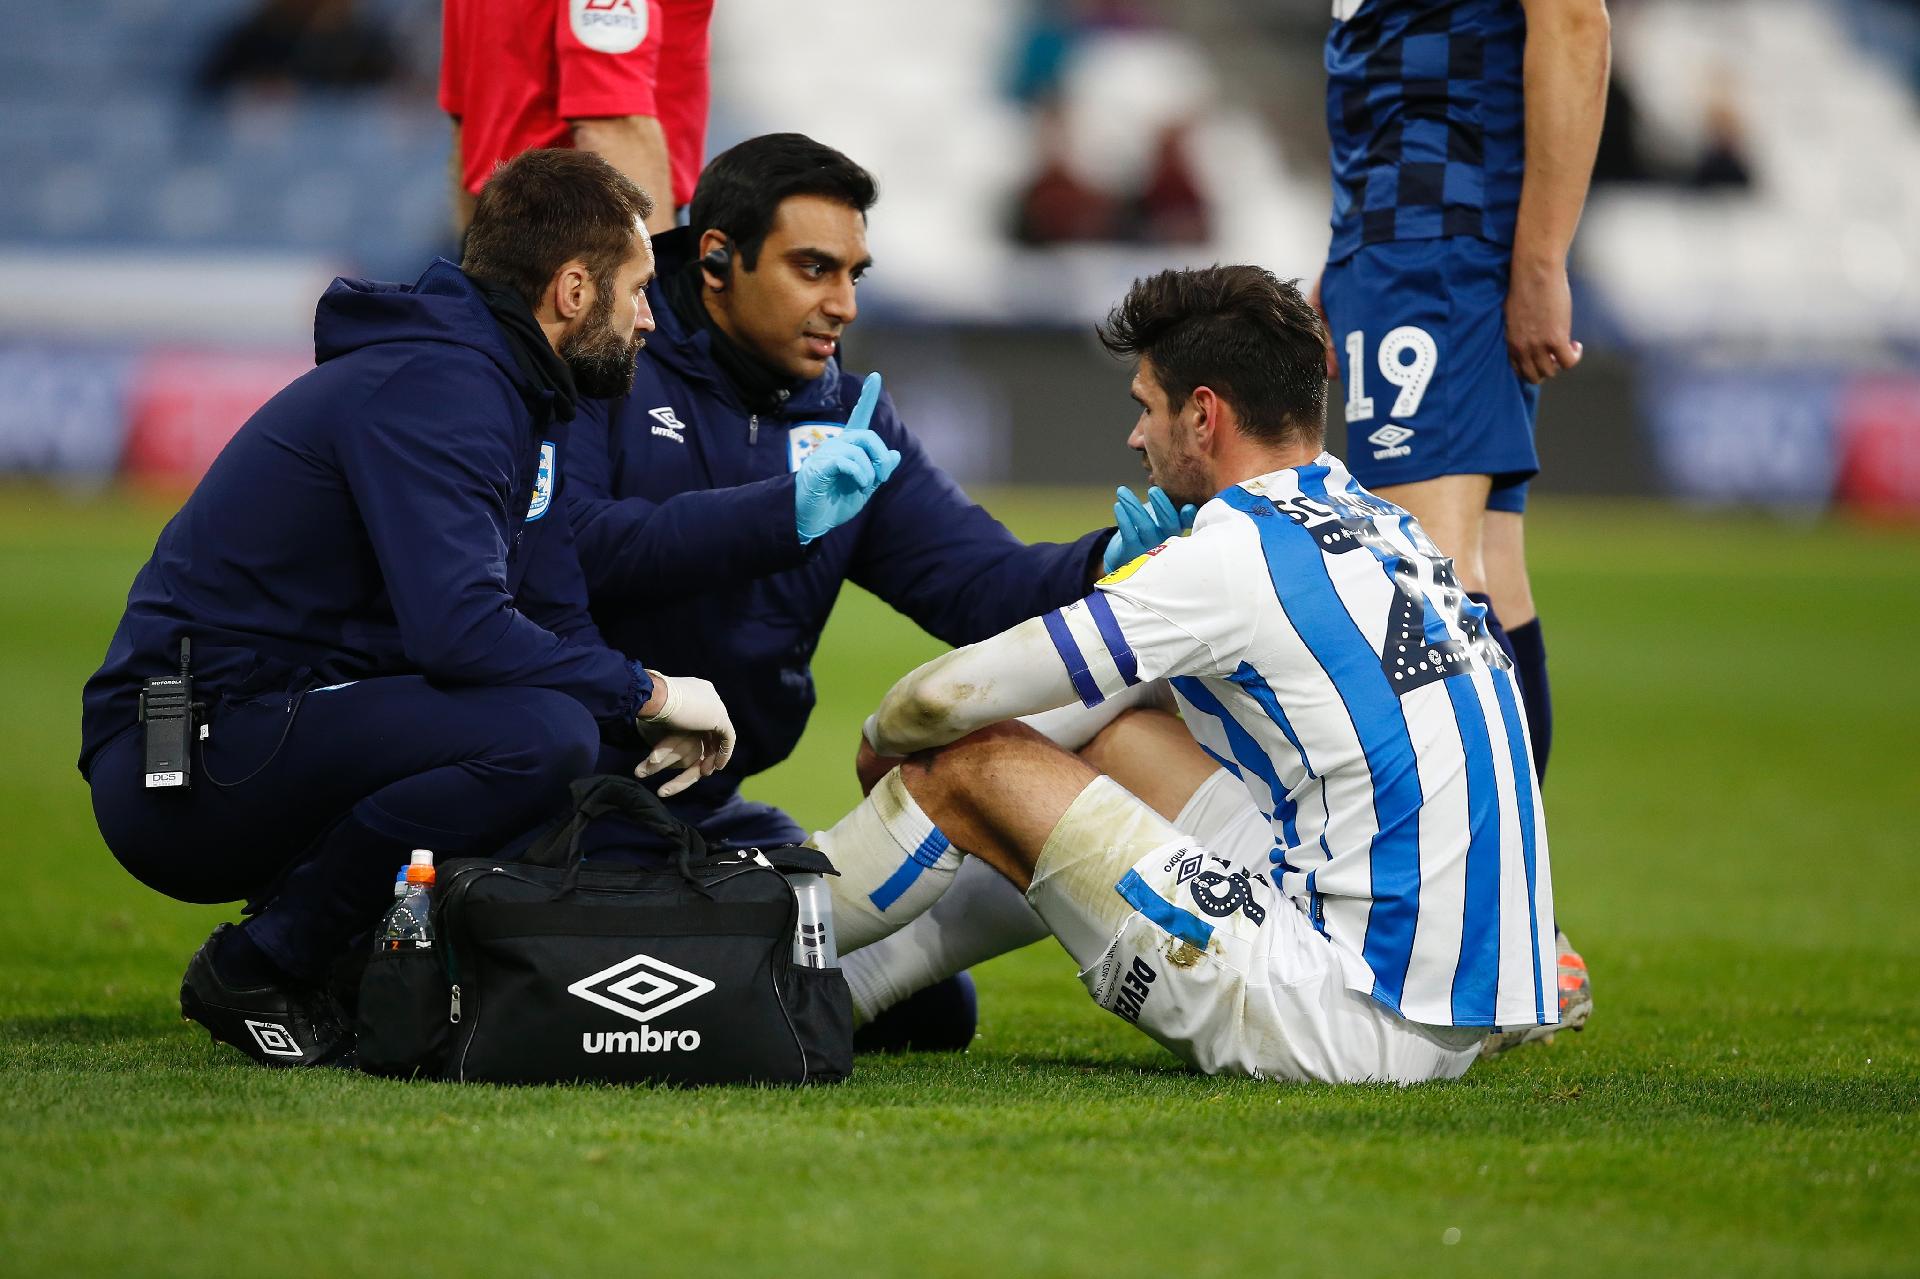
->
<box><xmin>1</xmin><ymin>485</ymin><xmax>1916</xmax><ymax>1277</ymax></box>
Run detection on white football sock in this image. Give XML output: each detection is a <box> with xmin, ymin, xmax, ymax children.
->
<box><xmin>841</xmin><ymin>854</ymin><xmax>1049</xmax><ymax>1023</ymax></box>
<box><xmin>837</xmin><ymin>682</ymin><xmax>1173</xmax><ymax>1022</ymax></box>
<box><xmin>809</xmin><ymin>768</ymin><xmax>963</xmax><ymax>953</ymax></box>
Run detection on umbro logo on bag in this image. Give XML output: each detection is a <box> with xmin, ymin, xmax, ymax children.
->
<box><xmin>648</xmin><ymin>406</ymin><xmax>687</xmax><ymax>442</ymax></box>
<box><xmin>569</xmin><ymin>953</ymin><xmax>714</xmax><ymax>1053</ymax></box>
<box><xmin>1368</xmin><ymin>423</ymin><xmax>1414</xmax><ymax>460</ymax></box>
<box><xmin>244</xmin><ymin>1019</ymin><xmax>304</xmax><ymax>1058</ymax></box>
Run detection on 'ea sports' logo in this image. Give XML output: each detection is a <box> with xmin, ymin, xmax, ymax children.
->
<box><xmin>570</xmin><ymin>0</ymin><xmax>647</xmax><ymax>54</ymax></box>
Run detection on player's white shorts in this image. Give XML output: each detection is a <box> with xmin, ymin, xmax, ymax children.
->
<box><xmin>1025</xmin><ymin>772</ymin><xmax>1483</xmax><ymax>1084</ymax></box>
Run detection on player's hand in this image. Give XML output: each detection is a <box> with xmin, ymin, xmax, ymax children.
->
<box><xmin>1308</xmin><ymin>272</ymin><xmax>1339</xmax><ymax>380</ymax></box>
<box><xmin>635</xmin><ymin>673</ymin><xmax>736</xmax><ymax>795</ymax></box>
<box><xmin>1103</xmin><ymin>485</ymin><xmax>1196</xmax><ymax>573</ymax></box>
<box><xmin>1505</xmin><ymin>257</ymin><xmax>1583</xmax><ymax>384</ymax></box>
<box><xmin>795</xmin><ymin>372</ymin><xmax>900</xmax><ymax>543</ymax></box>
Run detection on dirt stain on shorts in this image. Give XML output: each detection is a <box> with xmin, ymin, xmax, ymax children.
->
<box><xmin>1166</xmin><ymin>940</ymin><xmax>1205</xmax><ymax>969</ymax></box>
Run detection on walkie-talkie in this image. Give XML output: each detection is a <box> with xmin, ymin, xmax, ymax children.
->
<box><xmin>140</xmin><ymin>638</ymin><xmax>196</xmax><ymax>789</ymax></box>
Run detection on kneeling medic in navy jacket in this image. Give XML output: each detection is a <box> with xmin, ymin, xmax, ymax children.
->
<box><xmin>80</xmin><ymin>150</ymin><xmax>733</xmax><ymax>1069</ymax></box>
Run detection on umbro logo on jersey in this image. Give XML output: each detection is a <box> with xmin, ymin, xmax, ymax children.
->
<box><xmin>1161</xmin><ymin>849</ymin><xmax>1204</xmax><ymax>885</ymax></box>
<box><xmin>243</xmin><ymin>1019</ymin><xmax>304</xmax><ymax>1058</ymax></box>
<box><xmin>1368</xmin><ymin>423</ymin><xmax>1414</xmax><ymax>460</ymax></box>
<box><xmin>648</xmin><ymin>406</ymin><xmax>687</xmax><ymax>442</ymax></box>
<box><xmin>567</xmin><ymin>953</ymin><xmax>714</xmax><ymax>1025</ymax></box>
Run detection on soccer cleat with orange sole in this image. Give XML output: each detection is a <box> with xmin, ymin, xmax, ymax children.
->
<box><xmin>1480</xmin><ymin>930</ymin><xmax>1591</xmax><ymax>1058</ymax></box>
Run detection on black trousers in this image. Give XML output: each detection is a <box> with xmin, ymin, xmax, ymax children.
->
<box><xmin>90</xmin><ymin>676</ymin><xmax>601</xmax><ymax>978</ymax></box>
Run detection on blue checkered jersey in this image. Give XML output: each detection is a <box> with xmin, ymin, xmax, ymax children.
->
<box><xmin>1041</xmin><ymin>455</ymin><xmax>1556</xmax><ymax>1028</ymax></box>
<box><xmin>1325</xmin><ymin>0</ymin><xmax>1527</xmax><ymax>262</ymax></box>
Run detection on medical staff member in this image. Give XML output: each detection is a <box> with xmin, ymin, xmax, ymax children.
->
<box><xmin>567</xmin><ymin>133</ymin><xmax>1183</xmax><ymax>1047</ymax></box>
<box><xmin>80</xmin><ymin>150</ymin><xmax>734</xmax><ymax>1069</ymax></box>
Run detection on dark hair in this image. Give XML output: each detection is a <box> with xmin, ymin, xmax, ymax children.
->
<box><xmin>1098</xmin><ymin>265</ymin><xmax>1328</xmax><ymax>447</ymax></box>
<box><xmin>688</xmin><ymin>133</ymin><xmax>877</xmax><ymax>270</ymax></box>
<box><xmin>461</xmin><ymin>148</ymin><xmax>653</xmax><ymax>309</ymax></box>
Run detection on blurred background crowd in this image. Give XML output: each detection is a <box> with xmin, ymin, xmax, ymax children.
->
<box><xmin>2</xmin><ymin>0</ymin><xmax>1917</xmax><ymax>512</ymax></box>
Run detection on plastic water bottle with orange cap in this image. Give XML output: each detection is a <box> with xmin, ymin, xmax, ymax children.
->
<box><xmin>378</xmin><ymin>850</ymin><xmax>436</xmax><ymax>951</ymax></box>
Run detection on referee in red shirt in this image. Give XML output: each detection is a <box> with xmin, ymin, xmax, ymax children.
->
<box><xmin>441</xmin><ymin>0</ymin><xmax>713</xmax><ymax>234</ymax></box>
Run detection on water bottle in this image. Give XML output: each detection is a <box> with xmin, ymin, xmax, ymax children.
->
<box><xmin>379</xmin><ymin>849</ymin><xmax>436</xmax><ymax>951</ymax></box>
<box><xmin>788</xmin><ymin>872</ymin><xmax>838</xmax><ymax>969</ymax></box>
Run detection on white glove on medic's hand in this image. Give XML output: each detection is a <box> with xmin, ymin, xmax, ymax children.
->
<box><xmin>634</xmin><ymin>674</ymin><xmax>737</xmax><ymax>798</ymax></box>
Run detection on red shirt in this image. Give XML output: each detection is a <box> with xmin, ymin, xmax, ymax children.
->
<box><xmin>441</xmin><ymin>0</ymin><xmax>712</xmax><ymax>207</ymax></box>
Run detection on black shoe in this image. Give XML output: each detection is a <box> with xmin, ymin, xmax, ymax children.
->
<box><xmin>853</xmin><ymin>971</ymin><xmax>978</xmax><ymax>1054</ymax></box>
<box><xmin>179</xmin><ymin>924</ymin><xmax>353</xmax><ymax>1069</ymax></box>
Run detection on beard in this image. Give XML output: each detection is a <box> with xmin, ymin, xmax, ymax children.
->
<box><xmin>560</xmin><ymin>286</ymin><xmax>642</xmax><ymax>399</ymax></box>
<box><xmin>1145</xmin><ymin>425</ymin><xmax>1211</xmax><ymax>508</ymax></box>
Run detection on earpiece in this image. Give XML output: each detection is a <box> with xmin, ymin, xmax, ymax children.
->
<box><xmin>700</xmin><ymin>242</ymin><xmax>732</xmax><ymax>283</ymax></box>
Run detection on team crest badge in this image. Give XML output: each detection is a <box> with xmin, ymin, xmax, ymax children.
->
<box><xmin>527</xmin><ymin>441</ymin><xmax>556</xmax><ymax>521</ymax></box>
<box><xmin>787</xmin><ymin>423</ymin><xmax>845</xmax><ymax>473</ymax></box>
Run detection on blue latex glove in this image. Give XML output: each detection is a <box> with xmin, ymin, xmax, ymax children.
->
<box><xmin>795</xmin><ymin>372</ymin><xmax>901</xmax><ymax>544</ymax></box>
<box><xmin>1102</xmin><ymin>485</ymin><xmax>1197</xmax><ymax>573</ymax></box>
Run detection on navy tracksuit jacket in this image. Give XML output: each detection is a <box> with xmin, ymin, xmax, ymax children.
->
<box><xmin>569</xmin><ymin>230</ymin><xmax>1108</xmax><ymax>846</ymax></box>
<box><xmin>81</xmin><ymin>260</ymin><xmax>648</xmax><ymax>974</ymax></box>
<box><xmin>81</xmin><ymin>259</ymin><xmax>648</xmax><ymax>774</ymax></box>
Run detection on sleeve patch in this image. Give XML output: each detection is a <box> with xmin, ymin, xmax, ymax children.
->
<box><xmin>570</xmin><ymin>0</ymin><xmax>648</xmax><ymax>53</ymax></box>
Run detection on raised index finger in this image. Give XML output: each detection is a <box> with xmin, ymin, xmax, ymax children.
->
<box><xmin>847</xmin><ymin>371</ymin><xmax>883</xmax><ymax>433</ymax></box>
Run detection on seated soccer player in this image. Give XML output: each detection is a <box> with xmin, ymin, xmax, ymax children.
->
<box><xmin>814</xmin><ymin>265</ymin><xmax>1559</xmax><ymax>1082</ymax></box>
<box><xmin>565</xmin><ymin>133</ymin><xmax>1193</xmax><ymax>1050</ymax></box>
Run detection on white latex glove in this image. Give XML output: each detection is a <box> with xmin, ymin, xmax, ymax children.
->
<box><xmin>634</xmin><ymin>674</ymin><xmax>737</xmax><ymax>797</ymax></box>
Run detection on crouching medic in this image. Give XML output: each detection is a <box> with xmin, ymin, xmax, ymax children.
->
<box><xmin>78</xmin><ymin>149</ymin><xmax>734</xmax><ymax>1068</ymax></box>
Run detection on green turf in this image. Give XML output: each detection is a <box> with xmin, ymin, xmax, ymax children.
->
<box><xmin>2</xmin><ymin>484</ymin><xmax>1916</xmax><ymax>1277</ymax></box>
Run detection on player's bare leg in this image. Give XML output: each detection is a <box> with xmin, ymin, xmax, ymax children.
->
<box><xmin>1078</xmin><ymin>707</ymin><xmax>1222</xmax><ymax>823</ymax></box>
<box><xmin>896</xmin><ymin>722</ymin><xmax>1096</xmax><ymax>892</ymax></box>
<box><xmin>1481</xmin><ymin>510</ymin><xmax>1536</xmax><ymax>627</ymax></box>
<box><xmin>1370</xmin><ymin>473</ymin><xmax>1494</xmax><ymax>593</ymax></box>
<box><xmin>896</xmin><ymin>722</ymin><xmax>1200</xmax><ymax>968</ymax></box>
<box><xmin>844</xmin><ymin>687</ymin><xmax>1182</xmax><ymax>1013</ymax></box>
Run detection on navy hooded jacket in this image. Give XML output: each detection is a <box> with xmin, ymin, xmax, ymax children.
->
<box><xmin>567</xmin><ymin>229</ymin><xmax>1108</xmax><ymax>817</ymax></box>
<box><xmin>80</xmin><ymin>260</ymin><xmax>649</xmax><ymax>776</ymax></box>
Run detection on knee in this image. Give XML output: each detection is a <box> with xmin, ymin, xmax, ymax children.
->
<box><xmin>499</xmin><ymin>690</ymin><xmax>601</xmax><ymax>787</ymax></box>
<box><xmin>908</xmin><ymin>721</ymin><xmax>1043</xmax><ymax>788</ymax></box>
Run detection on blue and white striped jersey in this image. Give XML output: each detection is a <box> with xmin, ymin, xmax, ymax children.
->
<box><xmin>1042</xmin><ymin>455</ymin><xmax>1555</xmax><ymax>1028</ymax></box>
